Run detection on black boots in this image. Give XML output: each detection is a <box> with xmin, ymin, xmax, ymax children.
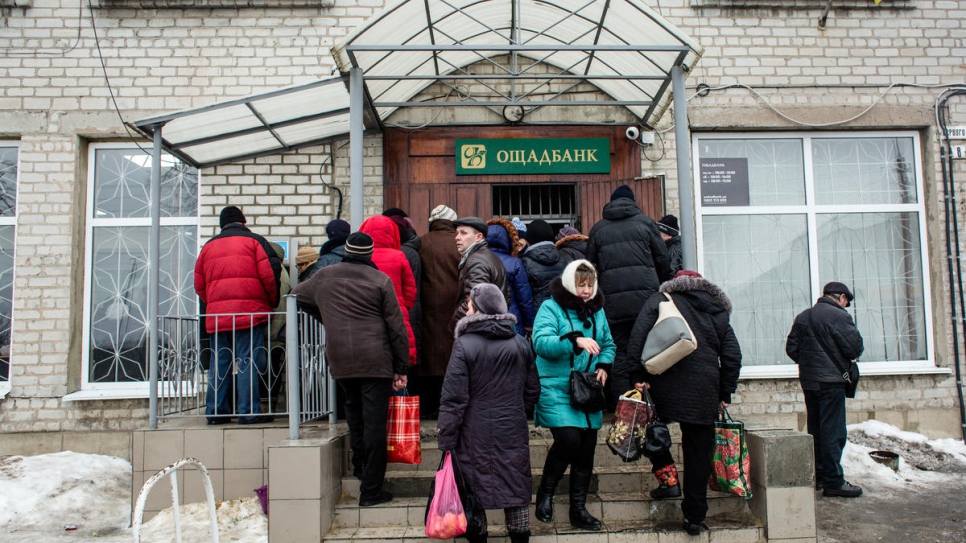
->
<box><xmin>535</xmin><ymin>455</ymin><xmax>568</xmax><ymax>523</ymax></box>
<box><xmin>466</xmin><ymin>533</ymin><xmax>488</xmax><ymax>543</ymax></box>
<box><xmin>507</xmin><ymin>531</ymin><xmax>530</xmax><ymax>543</ymax></box>
<box><xmin>568</xmin><ymin>467</ymin><xmax>602</xmax><ymax>531</ymax></box>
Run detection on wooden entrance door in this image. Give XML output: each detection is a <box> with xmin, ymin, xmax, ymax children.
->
<box><xmin>383</xmin><ymin>126</ymin><xmax>664</xmax><ymax>235</ymax></box>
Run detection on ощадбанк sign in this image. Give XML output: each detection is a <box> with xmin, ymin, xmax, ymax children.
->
<box><xmin>455</xmin><ymin>138</ymin><xmax>610</xmax><ymax>175</ymax></box>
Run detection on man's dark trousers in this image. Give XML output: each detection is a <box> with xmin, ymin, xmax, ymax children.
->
<box><xmin>339</xmin><ymin>377</ymin><xmax>392</xmax><ymax>500</ymax></box>
<box><xmin>804</xmin><ymin>386</ymin><xmax>847</xmax><ymax>489</ymax></box>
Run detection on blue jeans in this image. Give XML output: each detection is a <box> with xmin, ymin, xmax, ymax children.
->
<box><xmin>206</xmin><ymin>323</ymin><xmax>268</xmax><ymax>423</ymax></box>
<box><xmin>804</xmin><ymin>387</ymin><xmax>847</xmax><ymax>489</ymax></box>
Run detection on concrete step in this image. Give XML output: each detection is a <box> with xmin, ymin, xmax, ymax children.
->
<box><xmin>360</xmin><ymin>439</ymin><xmax>684</xmax><ymax>475</ymax></box>
<box><xmin>333</xmin><ymin>492</ymin><xmax>751</xmax><ymax>530</ymax></box>
<box><xmin>323</xmin><ymin>513</ymin><xmax>764</xmax><ymax>543</ymax></box>
<box><xmin>341</xmin><ymin>463</ymin><xmax>686</xmax><ymax>499</ymax></box>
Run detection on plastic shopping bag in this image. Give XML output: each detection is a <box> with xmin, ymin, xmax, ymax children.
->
<box><xmin>606</xmin><ymin>389</ymin><xmax>654</xmax><ymax>462</ymax></box>
<box><xmin>387</xmin><ymin>390</ymin><xmax>422</xmax><ymax>464</ymax></box>
<box><xmin>708</xmin><ymin>408</ymin><xmax>752</xmax><ymax>499</ymax></box>
<box><xmin>424</xmin><ymin>452</ymin><xmax>468</xmax><ymax>539</ymax></box>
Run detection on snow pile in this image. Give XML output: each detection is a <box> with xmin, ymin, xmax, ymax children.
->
<box><xmin>0</xmin><ymin>451</ymin><xmax>131</xmax><ymax>534</ymax></box>
<box><xmin>843</xmin><ymin>420</ymin><xmax>966</xmax><ymax>488</ymax></box>
<box><xmin>138</xmin><ymin>497</ymin><xmax>267</xmax><ymax>543</ymax></box>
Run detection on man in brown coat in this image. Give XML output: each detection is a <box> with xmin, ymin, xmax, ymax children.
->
<box><xmin>415</xmin><ymin>205</ymin><xmax>461</xmax><ymax>416</ymax></box>
<box><xmin>451</xmin><ymin>216</ymin><xmax>511</xmax><ymax>328</ymax></box>
<box><xmin>292</xmin><ymin>232</ymin><xmax>408</xmax><ymax>507</ymax></box>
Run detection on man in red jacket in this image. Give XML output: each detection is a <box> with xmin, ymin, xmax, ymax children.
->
<box><xmin>194</xmin><ymin>206</ymin><xmax>281</xmax><ymax>425</ymax></box>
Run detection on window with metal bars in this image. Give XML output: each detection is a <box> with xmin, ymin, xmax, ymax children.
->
<box><xmin>491</xmin><ymin>184</ymin><xmax>577</xmax><ymax>223</ymax></box>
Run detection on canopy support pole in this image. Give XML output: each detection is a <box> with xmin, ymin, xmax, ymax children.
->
<box><xmin>350</xmin><ymin>67</ymin><xmax>365</xmax><ymax>229</ymax></box>
<box><xmin>672</xmin><ymin>65</ymin><xmax>696</xmax><ymax>271</ymax></box>
<box><xmin>148</xmin><ymin>125</ymin><xmax>163</xmax><ymax>430</ymax></box>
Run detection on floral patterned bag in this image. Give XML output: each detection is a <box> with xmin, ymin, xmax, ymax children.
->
<box><xmin>708</xmin><ymin>408</ymin><xmax>752</xmax><ymax>498</ymax></box>
<box><xmin>606</xmin><ymin>389</ymin><xmax>655</xmax><ymax>462</ymax></box>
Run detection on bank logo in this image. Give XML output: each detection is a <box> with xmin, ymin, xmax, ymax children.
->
<box><xmin>461</xmin><ymin>144</ymin><xmax>486</xmax><ymax>169</ymax></box>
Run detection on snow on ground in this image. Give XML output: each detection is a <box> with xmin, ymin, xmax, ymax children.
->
<box><xmin>0</xmin><ymin>451</ymin><xmax>267</xmax><ymax>543</ymax></box>
<box><xmin>0</xmin><ymin>420</ymin><xmax>963</xmax><ymax>543</ymax></box>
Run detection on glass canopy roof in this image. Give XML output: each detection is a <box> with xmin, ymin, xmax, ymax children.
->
<box><xmin>133</xmin><ymin>0</ymin><xmax>702</xmax><ymax>169</ymax></box>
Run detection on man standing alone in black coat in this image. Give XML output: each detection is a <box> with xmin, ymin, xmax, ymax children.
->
<box><xmin>586</xmin><ymin>185</ymin><xmax>670</xmax><ymax>405</ymax></box>
<box><xmin>786</xmin><ymin>282</ymin><xmax>865</xmax><ymax>498</ymax></box>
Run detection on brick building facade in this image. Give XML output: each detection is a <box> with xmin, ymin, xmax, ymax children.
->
<box><xmin>0</xmin><ymin>0</ymin><xmax>964</xmax><ymax>441</ymax></box>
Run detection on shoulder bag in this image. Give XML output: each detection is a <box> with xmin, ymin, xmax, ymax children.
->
<box><xmin>640</xmin><ymin>293</ymin><xmax>698</xmax><ymax>375</ymax></box>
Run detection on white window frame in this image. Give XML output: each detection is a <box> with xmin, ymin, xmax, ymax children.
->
<box><xmin>692</xmin><ymin>130</ymin><xmax>942</xmax><ymax>380</ymax></box>
<box><xmin>0</xmin><ymin>141</ymin><xmax>20</xmax><ymax>398</ymax></box>
<box><xmin>74</xmin><ymin>143</ymin><xmax>200</xmax><ymax>398</ymax></box>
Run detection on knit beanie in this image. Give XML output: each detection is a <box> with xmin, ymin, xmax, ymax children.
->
<box><xmin>325</xmin><ymin>219</ymin><xmax>350</xmax><ymax>239</ymax></box>
<box><xmin>296</xmin><ymin>246</ymin><xmax>319</xmax><ymax>265</ymax></box>
<box><xmin>555</xmin><ymin>226</ymin><xmax>581</xmax><ymax>241</ymax></box>
<box><xmin>429</xmin><ymin>205</ymin><xmax>457</xmax><ymax>223</ymax></box>
<box><xmin>470</xmin><ymin>283</ymin><xmax>508</xmax><ymax>315</ymax></box>
<box><xmin>657</xmin><ymin>215</ymin><xmax>680</xmax><ymax>235</ymax></box>
<box><xmin>561</xmin><ymin>259</ymin><xmax>598</xmax><ymax>299</ymax></box>
<box><xmin>610</xmin><ymin>184</ymin><xmax>635</xmax><ymax>202</ymax></box>
<box><xmin>219</xmin><ymin>206</ymin><xmax>246</xmax><ymax>228</ymax></box>
<box><xmin>344</xmin><ymin>232</ymin><xmax>374</xmax><ymax>258</ymax></box>
<box><xmin>525</xmin><ymin>219</ymin><xmax>555</xmax><ymax>244</ymax></box>
<box><xmin>511</xmin><ymin>217</ymin><xmax>527</xmax><ymax>235</ymax></box>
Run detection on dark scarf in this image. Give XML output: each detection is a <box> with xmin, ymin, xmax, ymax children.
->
<box><xmin>342</xmin><ymin>253</ymin><xmax>378</xmax><ymax>270</ymax></box>
<box><xmin>548</xmin><ymin>277</ymin><xmax>605</xmax><ymax>327</ymax></box>
<box><xmin>320</xmin><ymin>233</ymin><xmax>348</xmax><ymax>256</ymax></box>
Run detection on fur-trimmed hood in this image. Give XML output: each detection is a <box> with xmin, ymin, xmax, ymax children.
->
<box><xmin>486</xmin><ymin>217</ymin><xmax>522</xmax><ymax>256</ymax></box>
<box><xmin>659</xmin><ymin>275</ymin><xmax>733</xmax><ymax>314</ymax></box>
<box><xmin>455</xmin><ymin>311</ymin><xmax>518</xmax><ymax>339</ymax></box>
<box><xmin>554</xmin><ymin>234</ymin><xmax>588</xmax><ymax>248</ymax></box>
<box><xmin>549</xmin><ymin>276</ymin><xmax>605</xmax><ymax>325</ymax></box>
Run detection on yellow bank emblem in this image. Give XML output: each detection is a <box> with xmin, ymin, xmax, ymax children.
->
<box><xmin>461</xmin><ymin>144</ymin><xmax>486</xmax><ymax>169</ymax></box>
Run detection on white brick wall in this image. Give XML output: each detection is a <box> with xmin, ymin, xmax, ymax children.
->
<box><xmin>1</xmin><ymin>0</ymin><xmax>964</xmax><ymax>437</ymax></box>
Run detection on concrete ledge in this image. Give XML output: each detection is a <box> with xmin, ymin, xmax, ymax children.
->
<box><xmin>0</xmin><ymin>430</ymin><xmax>132</xmax><ymax>460</ymax></box>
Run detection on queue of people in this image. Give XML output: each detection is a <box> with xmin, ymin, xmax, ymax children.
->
<box><xmin>196</xmin><ymin>184</ymin><xmax>865</xmax><ymax>539</ymax></box>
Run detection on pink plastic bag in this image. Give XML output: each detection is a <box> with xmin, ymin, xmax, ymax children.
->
<box><xmin>424</xmin><ymin>452</ymin><xmax>468</xmax><ymax>539</ymax></box>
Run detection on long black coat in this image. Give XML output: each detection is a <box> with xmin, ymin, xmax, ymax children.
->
<box><xmin>586</xmin><ymin>198</ymin><xmax>670</xmax><ymax>325</ymax></box>
<box><xmin>786</xmin><ymin>296</ymin><xmax>864</xmax><ymax>385</ymax></box>
<box><xmin>624</xmin><ymin>275</ymin><xmax>742</xmax><ymax>425</ymax></box>
<box><xmin>437</xmin><ymin>312</ymin><xmax>540</xmax><ymax>509</ymax></box>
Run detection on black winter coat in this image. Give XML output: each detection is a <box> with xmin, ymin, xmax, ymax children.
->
<box><xmin>437</xmin><ymin>312</ymin><xmax>540</xmax><ymax>509</ymax></box>
<box><xmin>555</xmin><ymin>234</ymin><xmax>588</xmax><ymax>265</ymax></box>
<box><xmin>665</xmin><ymin>235</ymin><xmax>683</xmax><ymax>276</ymax></box>
<box><xmin>521</xmin><ymin>242</ymin><xmax>566</xmax><ymax>309</ymax></box>
<box><xmin>786</xmin><ymin>296</ymin><xmax>864</xmax><ymax>386</ymax></box>
<box><xmin>586</xmin><ymin>198</ymin><xmax>670</xmax><ymax>324</ymax></box>
<box><xmin>401</xmin><ymin>236</ymin><xmax>423</xmax><ymax>365</ymax></box>
<box><xmin>624</xmin><ymin>275</ymin><xmax>742</xmax><ymax>425</ymax></box>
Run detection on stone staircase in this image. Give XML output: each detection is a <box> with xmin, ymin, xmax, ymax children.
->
<box><xmin>324</xmin><ymin>423</ymin><xmax>765</xmax><ymax>543</ymax></box>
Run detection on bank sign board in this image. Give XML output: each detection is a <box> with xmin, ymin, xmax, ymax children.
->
<box><xmin>455</xmin><ymin>138</ymin><xmax>611</xmax><ymax>175</ymax></box>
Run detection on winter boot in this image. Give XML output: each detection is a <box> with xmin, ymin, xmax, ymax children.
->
<box><xmin>535</xmin><ymin>454</ymin><xmax>569</xmax><ymax>523</ymax></box>
<box><xmin>568</xmin><ymin>467</ymin><xmax>602</xmax><ymax>531</ymax></box>
<box><xmin>465</xmin><ymin>533</ymin><xmax>488</xmax><ymax>543</ymax></box>
<box><xmin>650</xmin><ymin>464</ymin><xmax>682</xmax><ymax>500</ymax></box>
<box><xmin>508</xmin><ymin>531</ymin><xmax>530</xmax><ymax>543</ymax></box>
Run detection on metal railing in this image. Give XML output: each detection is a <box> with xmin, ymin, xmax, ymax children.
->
<box><xmin>154</xmin><ymin>295</ymin><xmax>335</xmax><ymax>438</ymax></box>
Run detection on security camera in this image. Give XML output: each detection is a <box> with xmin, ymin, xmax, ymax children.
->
<box><xmin>625</xmin><ymin>126</ymin><xmax>640</xmax><ymax>141</ymax></box>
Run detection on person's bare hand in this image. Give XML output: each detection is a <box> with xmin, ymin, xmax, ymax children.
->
<box><xmin>595</xmin><ymin>368</ymin><xmax>608</xmax><ymax>386</ymax></box>
<box><xmin>575</xmin><ymin>337</ymin><xmax>600</xmax><ymax>355</ymax></box>
<box><xmin>634</xmin><ymin>381</ymin><xmax>651</xmax><ymax>391</ymax></box>
<box><xmin>393</xmin><ymin>374</ymin><xmax>408</xmax><ymax>392</ymax></box>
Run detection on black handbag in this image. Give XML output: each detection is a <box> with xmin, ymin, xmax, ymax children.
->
<box><xmin>566</xmin><ymin>313</ymin><xmax>606</xmax><ymax>413</ymax></box>
<box><xmin>570</xmin><ymin>370</ymin><xmax>607</xmax><ymax>413</ymax></box>
<box><xmin>640</xmin><ymin>388</ymin><xmax>671</xmax><ymax>459</ymax></box>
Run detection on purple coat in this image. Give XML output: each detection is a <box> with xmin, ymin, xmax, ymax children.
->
<box><xmin>437</xmin><ymin>312</ymin><xmax>540</xmax><ymax>509</ymax></box>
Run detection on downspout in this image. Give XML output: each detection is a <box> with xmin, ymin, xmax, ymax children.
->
<box><xmin>148</xmin><ymin>125</ymin><xmax>163</xmax><ymax>430</ymax></box>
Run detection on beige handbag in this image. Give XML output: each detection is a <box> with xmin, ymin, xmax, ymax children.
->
<box><xmin>640</xmin><ymin>293</ymin><xmax>697</xmax><ymax>374</ymax></box>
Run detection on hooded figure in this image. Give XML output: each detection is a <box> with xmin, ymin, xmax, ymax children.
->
<box><xmin>624</xmin><ymin>271</ymin><xmax>742</xmax><ymax>536</ymax></box>
<box><xmin>384</xmin><ymin>209</ymin><xmax>423</xmax><ymax>365</ymax></box>
<box><xmin>360</xmin><ymin>215</ymin><xmax>417</xmax><ymax>365</ymax></box>
<box><xmin>521</xmin><ymin>219</ymin><xmax>566</xmax><ymax>309</ymax></box>
<box><xmin>438</xmin><ymin>283</ymin><xmax>540</xmax><ymax>543</ymax></box>
<box><xmin>486</xmin><ymin>218</ymin><xmax>536</xmax><ymax>335</ymax></box>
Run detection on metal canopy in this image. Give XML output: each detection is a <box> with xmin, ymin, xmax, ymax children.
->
<box><xmin>333</xmin><ymin>0</ymin><xmax>704</xmax><ymax>128</ymax></box>
<box><xmin>131</xmin><ymin>76</ymin><xmax>359</xmax><ymax>169</ymax></box>
<box><xmin>131</xmin><ymin>0</ymin><xmax>703</xmax><ymax>170</ymax></box>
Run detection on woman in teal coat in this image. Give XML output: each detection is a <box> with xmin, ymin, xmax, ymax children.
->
<box><xmin>532</xmin><ymin>259</ymin><xmax>615</xmax><ymax>531</ymax></box>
